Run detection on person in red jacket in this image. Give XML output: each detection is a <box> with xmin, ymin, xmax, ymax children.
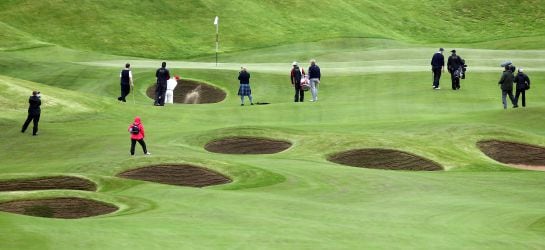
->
<box><xmin>128</xmin><ymin>116</ymin><xmax>150</xmax><ymax>155</ymax></box>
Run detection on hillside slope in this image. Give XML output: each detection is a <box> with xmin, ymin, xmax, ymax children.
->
<box><xmin>1</xmin><ymin>0</ymin><xmax>544</xmax><ymax>58</ymax></box>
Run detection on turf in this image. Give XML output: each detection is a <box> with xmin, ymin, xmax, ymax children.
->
<box><xmin>1</xmin><ymin>0</ymin><xmax>545</xmax><ymax>249</ymax></box>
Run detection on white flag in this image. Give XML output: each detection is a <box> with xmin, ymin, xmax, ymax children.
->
<box><xmin>214</xmin><ymin>16</ymin><xmax>219</xmax><ymax>26</ymax></box>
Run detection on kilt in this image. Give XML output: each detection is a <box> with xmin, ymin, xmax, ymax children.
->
<box><xmin>238</xmin><ymin>83</ymin><xmax>252</xmax><ymax>96</ymax></box>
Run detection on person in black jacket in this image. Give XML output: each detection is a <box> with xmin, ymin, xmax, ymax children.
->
<box><xmin>514</xmin><ymin>68</ymin><xmax>531</xmax><ymax>107</ymax></box>
<box><xmin>154</xmin><ymin>62</ymin><xmax>170</xmax><ymax>106</ymax></box>
<box><xmin>290</xmin><ymin>62</ymin><xmax>305</xmax><ymax>102</ymax></box>
<box><xmin>308</xmin><ymin>59</ymin><xmax>321</xmax><ymax>101</ymax></box>
<box><xmin>498</xmin><ymin>65</ymin><xmax>516</xmax><ymax>109</ymax></box>
<box><xmin>447</xmin><ymin>50</ymin><xmax>464</xmax><ymax>90</ymax></box>
<box><xmin>237</xmin><ymin>67</ymin><xmax>253</xmax><ymax>106</ymax></box>
<box><xmin>21</xmin><ymin>90</ymin><xmax>41</xmax><ymax>136</ymax></box>
<box><xmin>430</xmin><ymin>48</ymin><xmax>445</xmax><ymax>90</ymax></box>
<box><xmin>118</xmin><ymin>63</ymin><xmax>133</xmax><ymax>102</ymax></box>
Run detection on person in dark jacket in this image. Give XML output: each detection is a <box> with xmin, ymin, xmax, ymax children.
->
<box><xmin>118</xmin><ymin>63</ymin><xmax>133</xmax><ymax>102</ymax></box>
<box><xmin>431</xmin><ymin>48</ymin><xmax>445</xmax><ymax>90</ymax></box>
<box><xmin>308</xmin><ymin>59</ymin><xmax>321</xmax><ymax>101</ymax></box>
<box><xmin>447</xmin><ymin>50</ymin><xmax>464</xmax><ymax>90</ymax></box>
<box><xmin>290</xmin><ymin>62</ymin><xmax>305</xmax><ymax>102</ymax></box>
<box><xmin>498</xmin><ymin>65</ymin><xmax>516</xmax><ymax>109</ymax></box>
<box><xmin>21</xmin><ymin>90</ymin><xmax>41</xmax><ymax>136</ymax></box>
<box><xmin>237</xmin><ymin>67</ymin><xmax>253</xmax><ymax>106</ymax></box>
<box><xmin>514</xmin><ymin>68</ymin><xmax>530</xmax><ymax>107</ymax></box>
<box><xmin>128</xmin><ymin>116</ymin><xmax>150</xmax><ymax>155</ymax></box>
<box><xmin>154</xmin><ymin>62</ymin><xmax>170</xmax><ymax>106</ymax></box>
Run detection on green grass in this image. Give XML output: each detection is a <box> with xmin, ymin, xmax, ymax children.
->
<box><xmin>2</xmin><ymin>1</ymin><xmax>545</xmax><ymax>249</ymax></box>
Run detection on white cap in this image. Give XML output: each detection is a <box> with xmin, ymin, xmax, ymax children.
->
<box><xmin>518</xmin><ymin>68</ymin><xmax>523</xmax><ymax>72</ymax></box>
<box><xmin>292</xmin><ymin>61</ymin><xmax>298</xmax><ymax>66</ymax></box>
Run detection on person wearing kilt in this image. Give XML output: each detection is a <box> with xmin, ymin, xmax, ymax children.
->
<box><xmin>237</xmin><ymin>67</ymin><xmax>253</xmax><ymax>106</ymax></box>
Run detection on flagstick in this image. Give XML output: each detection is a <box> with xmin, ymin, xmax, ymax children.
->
<box><xmin>214</xmin><ymin>16</ymin><xmax>219</xmax><ymax>67</ymax></box>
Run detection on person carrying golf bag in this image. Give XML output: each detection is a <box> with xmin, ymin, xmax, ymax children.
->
<box><xmin>447</xmin><ymin>50</ymin><xmax>464</xmax><ymax>90</ymax></box>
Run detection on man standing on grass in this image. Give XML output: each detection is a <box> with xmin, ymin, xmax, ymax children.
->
<box><xmin>514</xmin><ymin>68</ymin><xmax>531</xmax><ymax>107</ymax></box>
<box><xmin>498</xmin><ymin>65</ymin><xmax>516</xmax><ymax>109</ymax></box>
<box><xmin>154</xmin><ymin>62</ymin><xmax>170</xmax><ymax>106</ymax></box>
<box><xmin>308</xmin><ymin>59</ymin><xmax>321</xmax><ymax>101</ymax></box>
<box><xmin>431</xmin><ymin>48</ymin><xmax>444</xmax><ymax>90</ymax></box>
<box><xmin>290</xmin><ymin>62</ymin><xmax>305</xmax><ymax>102</ymax></box>
<box><xmin>447</xmin><ymin>49</ymin><xmax>464</xmax><ymax>90</ymax></box>
<box><xmin>21</xmin><ymin>90</ymin><xmax>41</xmax><ymax>136</ymax></box>
<box><xmin>118</xmin><ymin>63</ymin><xmax>133</xmax><ymax>102</ymax></box>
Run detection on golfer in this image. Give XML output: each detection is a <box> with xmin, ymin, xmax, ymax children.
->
<box><xmin>514</xmin><ymin>68</ymin><xmax>531</xmax><ymax>107</ymax></box>
<box><xmin>308</xmin><ymin>59</ymin><xmax>321</xmax><ymax>101</ymax></box>
<box><xmin>447</xmin><ymin>50</ymin><xmax>464</xmax><ymax>90</ymax></box>
<box><xmin>128</xmin><ymin>116</ymin><xmax>150</xmax><ymax>155</ymax></box>
<box><xmin>118</xmin><ymin>63</ymin><xmax>133</xmax><ymax>102</ymax></box>
<box><xmin>154</xmin><ymin>62</ymin><xmax>170</xmax><ymax>106</ymax></box>
<box><xmin>165</xmin><ymin>76</ymin><xmax>179</xmax><ymax>104</ymax></box>
<box><xmin>290</xmin><ymin>62</ymin><xmax>305</xmax><ymax>102</ymax></box>
<box><xmin>237</xmin><ymin>67</ymin><xmax>253</xmax><ymax>106</ymax></box>
<box><xmin>498</xmin><ymin>65</ymin><xmax>516</xmax><ymax>109</ymax></box>
<box><xmin>21</xmin><ymin>90</ymin><xmax>41</xmax><ymax>136</ymax></box>
<box><xmin>431</xmin><ymin>48</ymin><xmax>445</xmax><ymax>89</ymax></box>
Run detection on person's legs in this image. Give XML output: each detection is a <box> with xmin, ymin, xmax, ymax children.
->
<box><xmin>240</xmin><ymin>95</ymin><xmax>244</xmax><ymax>105</ymax></box>
<box><xmin>120</xmin><ymin>84</ymin><xmax>130</xmax><ymax>102</ymax></box>
<box><xmin>299</xmin><ymin>88</ymin><xmax>304</xmax><ymax>102</ymax></box>
<box><xmin>432</xmin><ymin>68</ymin><xmax>441</xmax><ymax>88</ymax></box>
<box><xmin>32</xmin><ymin>114</ymin><xmax>40</xmax><ymax>135</ymax></box>
<box><xmin>310</xmin><ymin>79</ymin><xmax>318</xmax><ymax>101</ymax></box>
<box><xmin>508</xmin><ymin>90</ymin><xmax>516</xmax><ymax>107</ymax></box>
<box><xmin>161</xmin><ymin>86</ymin><xmax>167</xmax><ymax>105</ymax></box>
<box><xmin>294</xmin><ymin>85</ymin><xmax>300</xmax><ymax>102</ymax></box>
<box><xmin>137</xmin><ymin>139</ymin><xmax>148</xmax><ymax>154</ymax></box>
<box><xmin>522</xmin><ymin>90</ymin><xmax>526</xmax><ymax>107</ymax></box>
<box><xmin>248</xmin><ymin>94</ymin><xmax>253</xmax><ymax>104</ymax></box>
<box><xmin>154</xmin><ymin>84</ymin><xmax>161</xmax><ymax>105</ymax></box>
<box><xmin>514</xmin><ymin>89</ymin><xmax>521</xmax><ymax>106</ymax></box>
<box><xmin>130</xmin><ymin>139</ymin><xmax>137</xmax><ymax>155</ymax></box>
<box><xmin>21</xmin><ymin>113</ymin><xmax>33</xmax><ymax>133</ymax></box>
<box><xmin>502</xmin><ymin>90</ymin><xmax>508</xmax><ymax>109</ymax></box>
<box><xmin>451</xmin><ymin>73</ymin><xmax>456</xmax><ymax>90</ymax></box>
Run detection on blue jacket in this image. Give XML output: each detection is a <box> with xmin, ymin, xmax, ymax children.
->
<box><xmin>431</xmin><ymin>52</ymin><xmax>444</xmax><ymax>68</ymax></box>
<box><xmin>308</xmin><ymin>64</ymin><xmax>321</xmax><ymax>79</ymax></box>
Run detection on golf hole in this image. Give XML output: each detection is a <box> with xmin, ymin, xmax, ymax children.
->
<box><xmin>204</xmin><ymin>136</ymin><xmax>292</xmax><ymax>154</ymax></box>
<box><xmin>146</xmin><ymin>79</ymin><xmax>226</xmax><ymax>104</ymax></box>
<box><xmin>328</xmin><ymin>148</ymin><xmax>443</xmax><ymax>171</ymax></box>
<box><xmin>117</xmin><ymin>164</ymin><xmax>231</xmax><ymax>188</ymax></box>
<box><xmin>0</xmin><ymin>176</ymin><xmax>97</xmax><ymax>192</ymax></box>
<box><xmin>477</xmin><ymin>140</ymin><xmax>545</xmax><ymax>170</ymax></box>
<box><xmin>0</xmin><ymin>197</ymin><xmax>118</xmax><ymax>219</ymax></box>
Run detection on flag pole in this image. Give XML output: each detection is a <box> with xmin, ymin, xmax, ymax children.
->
<box><xmin>214</xmin><ymin>16</ymin><xmax>219</xmax><ymax>67</ymax></box>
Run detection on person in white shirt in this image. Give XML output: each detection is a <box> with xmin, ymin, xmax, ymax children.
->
<box><xmin>165</xmin><ymin>76</ymin><xmax>179</xmax><ymax>104</ymax></box>
<box><xmin>118</xmin><ymin>63</ymin><xmax>133</xmax><ymax>102</ymax></box>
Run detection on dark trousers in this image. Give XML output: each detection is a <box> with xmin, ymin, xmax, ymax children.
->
<box><xmin>451</xmin><ymin>74</ymin><xmax>460</xmax><ymax>90</ymax></box>
<box><xmin>432</xmin><ymin>67</ymin><xmax>442</xmax><ymax>88</ymax></box>
<box><xmin>155</xmin><ymin>83</ymin><xmax>167</xmax><ymax>105</ymax></box>
<box><xmin>130</xmin><ymin>139</ymin><xmax>148</xmax><ymax>155</ymax></box>
<box><xmin>502</xmin><ymin>89</ymin><xmax>515</xmax><ymax>109</ymax></box>
<box><xmin>22</xmin><ymin>113</ymin><xmax>40</xmax><ymax>135</ymax></box>
<box><xmin>118</xmin><ymin>84</ymin><xmax>131</xmax><ymax>102</ymax></box>
<box><xmin>294</xmin><ymin>84</ymin><xmax>304</xmax><ymax>102</ymax></box>
<box><xmin>515</xmin><ymin>89</ymin><xmax>526</xmax><ymax>107</ymax></box>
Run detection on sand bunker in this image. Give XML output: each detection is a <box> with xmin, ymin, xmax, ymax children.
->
<box><xmin>328</xmin><ymin>148</ymin><xmax>443</xmax><ymax>171</ymax></box>
<box><xmin>117</xmin><ymin>164</ymin><xmax>231</xmax><ymax>188</ymax></box>
<box><xmin>0</xmin><ymin>197</ymin><xmax>118</xmax><ymax>219</ymax></box>
<box><xmin>146</xmin><ymin>79</ymin><xmax>226</xmax><ymax>104</ymax></box>
<box><xmin>205</xmin><ymin>136</ymin><xmax>292</xmax><ymax>154</ymax></box>
<box><xmin>478</xmin><ymin>140</ymin><xmax>545</xmax><ymax>170</ymax></box>
<box><xmin>0</xmin><ymin>176</ymin><xmax>96</xmax><ymax>192</ymax></box>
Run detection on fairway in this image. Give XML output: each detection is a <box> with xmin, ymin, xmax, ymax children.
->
<box><xmin>2</xmin><ymin>1</ymin><xmax>545</xmax><ymax>249</ymax></box>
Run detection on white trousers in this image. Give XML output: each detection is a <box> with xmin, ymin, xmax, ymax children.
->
<box><xmin>165</xmin><ymin>90</ymin><xmax>174</xmax><ymax>104</ymax></box>
<box><xmin>309</xmin><ymin>78</ymin><xmax>320</xmax><ymax>101</ymax></box>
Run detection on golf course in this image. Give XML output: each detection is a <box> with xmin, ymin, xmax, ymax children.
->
<box><xmin>2</xmin><ymin>0</ymin><xmax>545</xmax><ymax>249</ymax></box>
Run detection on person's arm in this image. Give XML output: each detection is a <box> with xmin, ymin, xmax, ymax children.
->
<box><xmin>140</xmin><ymin>124</ymin><xmax>145</xmax><ymax>138</ymax></box>
<box><xmin>290</xmin><ymin>70</ymin><xmax>294</xmax><ymax>84</ymax></box>
<box><xmin>499</xmin><ymin>73</ymin><xmax>506</xmax><ymax>85</ymax></box>
<box><xmin>129</xmin><ymin>70</ymin><xmax>134</xmax><ymax>86</ymax></box>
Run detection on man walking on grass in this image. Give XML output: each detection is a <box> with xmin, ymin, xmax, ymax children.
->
<box><xmin>514</xmin><ymin>68</ymin><xmax>531</xmax><ymax>107</ymax></box>
<box><xmin>431</xmin><ymin>48</ymin><xmax>444</xmax><ymax>90</ymax></box>
<box><xmin>498</xmin><ymin>65</ymin><xmax>516</xmax><ymax>109</ymax></box>
<box><xmin>118</xmin><ymin>63</ymin><xmax>133</xmax><ymax>102</ymax></box>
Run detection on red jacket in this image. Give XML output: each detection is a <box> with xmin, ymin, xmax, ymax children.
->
<box><xmin>128</xmin><ymin>116</ymin><xmax>145</xmax><ymax>140</ymax></box>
